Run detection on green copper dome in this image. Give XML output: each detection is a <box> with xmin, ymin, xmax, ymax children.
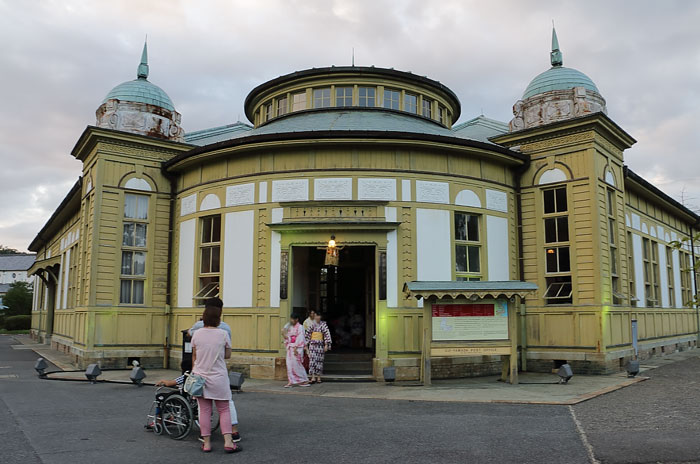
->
<box><xmin>103</xmin><ymin>78</ymin><xmax>175</xmax><ymax>111</ymax></box>
<box><xmin>102</xmin><ymin>42</ymin><xmax>175</xmax><ymax>112</ymax></box>
<box><xmin>522</xmin><ymin>66</ymin><xmax>599</xmax><ymax>100</ymax></box>
<box><xmin>522</xmin><ymin>27</ymin><xmax>600</xmax><ymax>100</ymax></box>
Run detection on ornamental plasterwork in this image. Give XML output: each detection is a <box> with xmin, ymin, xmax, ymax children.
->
<box><xmin>96</xmin><ymin>100</ymin><xmax>184</xmax><ymax>142</ymax></box>
<box><xmin>357</xmin><ymin>178</ymin><xmax>397</xmax><ymax>201</ymax></box>
<box><xmin>226</xmin><ymin>183</ymin><xmax>255</xmax><ymax>206</ymax></box>
<box><xmin>520</xmin><ymin>132</ymin><xmax>594</xmax><ymax>153</ymax></box>
<box><xmin>271</xmin><ymin>179</ymin><xmax>309</xmax><ymax>202</ymax></box>
<box><xmin>509</xmin><ymin>86</ymin><xmax>606</xmax><ymax>131</ymax></box>
<box><xmin>415</xmin><ymin>180</ymin><xmax>449</xmax><ymax>204</ymax></box>
<box><xmin>314</xmin><ymin>178</ymin><xmax>353</xmax><ymax>200</ymax></box>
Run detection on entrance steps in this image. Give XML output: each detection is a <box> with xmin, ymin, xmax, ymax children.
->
<box><xmin>323</xmin><ymin>351</ymin><xmax>374</xmax><ymax>379</ymax></box>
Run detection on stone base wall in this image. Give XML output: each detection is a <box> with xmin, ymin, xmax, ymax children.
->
<box><xmin>526</xmin><ymin>336</ymin><xmax>699</xmax><ymax>375</ymax></box>
<box><xmin>376</xmin><ymin>355</ymin><xmax>504</xmax><ymax>381</ymax></box>
<box><xmin>169</xmin><ymin>351</ymin><xmax>287</xmax><ymax>380</ymax></box>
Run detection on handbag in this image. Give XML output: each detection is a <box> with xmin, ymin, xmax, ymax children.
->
<box><xmin>183</xmin><ymin>372</ymin><xmax>206</xmax><ymax>397</ymax></box>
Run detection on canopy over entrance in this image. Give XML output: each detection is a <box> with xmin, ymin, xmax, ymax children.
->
<box><xmin>403</xmin><ymin>280</ymin><xmax>538</xmax><ymax>301</ymax></box>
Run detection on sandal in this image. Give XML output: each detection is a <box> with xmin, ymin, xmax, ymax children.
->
<box><xmin>284</xmin><ymin>383</ymin><xmax>293</xmax><ymax>388</ymax></box>
<box><xmin>225</xmin><ymin>444</ymin><xmax>242</xmax><ymax>453</ymax></box>
<box><xmin>201</xmin><ymin>444</ymin><xmax>212</xmax><ymax>453</ymax></box>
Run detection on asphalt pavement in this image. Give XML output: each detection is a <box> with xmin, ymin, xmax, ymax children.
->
<box><xmin>2</xmin><ymin>334</ymin><xmax>700</xmax><ymax>464</ymax></box>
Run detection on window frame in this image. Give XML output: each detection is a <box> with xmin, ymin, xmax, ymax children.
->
<box><xmin>358</xmin><ymin>86</ymin><xmax>376</xmax><ymax>107</ymax></box>
<box><xmin>313</xmin><ymin>87</ymin><xmax>331</xmax><ymax>108</ymax></box>
<box><xmin>454</xmin><ymin>211</ymin><xmax>482</xmax><ymax>281</ymax></box>
<box><xmin>542</xmin><ymin>186</ymin><xmax>572</xmax><ymax>304</ymax></box>
<box><xmin>196</xmin><ymin>215</ymin><xmax>222</xmax><ymax>303</ymax></box>
<box><xmin>335</xmin><ymin>86</ymin><xmax>353</xmax><ymax>107</ymax></box>
<box><xmin>120</xmin><ymin>193</ymin><xmax>149</xmax><ymax>305</ymax></box>
<box><xmin>383</xmin><ymin>88</ymin><xmax>400</xmax><ymax>110</ymax></box>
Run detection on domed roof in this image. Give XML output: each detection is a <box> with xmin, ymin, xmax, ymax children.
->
<box><xmin>522</xmin><ymin>66</ymin><xmax>599</xmax><ymax>100</ymax></box>
<box><xmin>521</xmin><ymin>27</ymin><xmax>601</xmax><ymax>100</ymax></box>
<box><xmin>101</xmin><ymin>42</ymin><xmax>175</xmax><ymax>112</ymax></box>
<box><xmin>103</xmin><ymin>78</ymin><xmax>175</xmax><ymax>112</ymax></box>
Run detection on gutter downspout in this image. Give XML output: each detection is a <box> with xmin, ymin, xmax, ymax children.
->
<box><xmin>514</xmin><ymin>157</ymin><xmax>531</xmax><ymax>371</ymax></box>
<box><xmin>162</xmin><ymin>168</ymin><xmax>178</xmax><ymax>370</ymax></box>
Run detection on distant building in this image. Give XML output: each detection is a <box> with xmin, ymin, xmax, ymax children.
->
<box><xmin>0</xmin><ymin>254</ymin><xmax>35</xmax><ymax>308</ymax></box>
<box><xmin>29</xmin><ymin>30</ymin><xmax>699</xmax><ymax>377</ymax></box>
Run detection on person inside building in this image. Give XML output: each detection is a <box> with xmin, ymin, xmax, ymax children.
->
<box><xmin>283</xmin><ymin>313</ymin><xmax>310</xmax><ymax>388</ymax></box>
<box><xmin>191</xmin><ymin>304</ymin><xmax>240</xmax><ymax>453</ymax></box>
<box><xmin>305</xmin><ymin>311</ymin><xmax>332</xmax><ymax>384</ymax></box>
<box><xmin>303</xmin><ymin>309</ymin><xmax>316</xmax><ymax>331</ymax></box>
<box><xmin>188</xmin><ymin>297</ymin><xmax>240</xmax><ymax>442</ymax></box>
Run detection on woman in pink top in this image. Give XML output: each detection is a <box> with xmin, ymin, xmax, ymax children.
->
<box><xmin>191</xmin><ymin>305</ymin><xmax>240</xmax><ymax>453</ymax></box>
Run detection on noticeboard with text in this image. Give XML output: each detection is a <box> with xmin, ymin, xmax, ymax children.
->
<box><xmin>432</xmin><ymin>299</ymin><xmax>508</xmax><ymax>341</ymax></box>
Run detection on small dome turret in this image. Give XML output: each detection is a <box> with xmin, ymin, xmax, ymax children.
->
<box><xmin>509</xmin><ymin>27</ymin><xmax>606</xmax><ymax>131</ymax></box>
<box><xmin>96</xmin><ymin>42</ymin><xmax>184</xmax><ymax>141</ymax></box>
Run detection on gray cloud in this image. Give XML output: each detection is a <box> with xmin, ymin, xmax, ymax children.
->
<box><xmin>1</xmin><ymin>0</ymin><xmax>699</xmax><ymax>251</ymax></box>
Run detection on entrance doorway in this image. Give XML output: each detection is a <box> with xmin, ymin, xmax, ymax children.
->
<box><xmin>291</xmin><ymin>245</ymin><xmax>375</xmax><ymax>376</ymax></box>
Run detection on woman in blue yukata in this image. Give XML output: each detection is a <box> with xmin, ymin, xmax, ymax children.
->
<box><xmin>305</xmin><ymin>312</ymin><xmax>332</xmax><ymax>384</ymax></box>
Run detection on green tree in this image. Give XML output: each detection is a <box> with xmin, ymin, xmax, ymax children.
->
<box><xmin>0</xmin><ymin>245</ymin><xmax>21</xmax><ymax>255</ymax></box>
<box><xmin>3</xmin><ymin>281</ymin><xmax>33</xmax><ymax>316</ymax></box>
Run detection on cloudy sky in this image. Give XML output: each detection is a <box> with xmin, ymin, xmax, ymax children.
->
<box><xmin>1</xmin><ymin>0</ymin><xmax>699</xmax><ymax>251</ymax></box>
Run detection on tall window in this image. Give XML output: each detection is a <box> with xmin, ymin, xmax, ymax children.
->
<box><xmin>628</xmin><ymin>232</ymin><xmax>636</xmax><ymax>306</ymax></box>
<box><xmin>642</xmin><ymin>238</ymin><xmax>660</xmax><ymax>307</ymax></box>
<box><xmin>67</xmin><ymin>244</ymin><xmax>79</xmax><ymax>308</ymax></box>
<box><xmin>120</xmin><ymin>193</ymin><xmax>148</xmax><ymax>304</ymax></box>
<box><xmin>195</xmin><ymin>215</ymin><xmax>221</xmax><ymax>303</ymax></box>
<box><xmin>422</xmin><ymin>98</ymin><xmax>432</xmax><ymax>118</ymax></box>
<box><xmin>292</xmin><ymin>92</ymin><xmax>306</xmax><ymax>112</ymax></box>
<box><xmin>666</xmin><ymin>246</ymin><xmax>675</xmax><ymax>307</ymax></box>
<box><xmin>264</xmin><ymin>103</ymin><xmax>272</xmax><ymax>122</ymax></box>
<box><xmin>454</xmin><ymin>212</ymin><xmax>481</xmax><ymax>281</ymax></box>
<box><xmin>404</xmin><ymin>93</ymin><xmax>417</xmax><ymax>113</ymax></box>
<box><xmin>313</xmin><ymin>88</ymin><xmax>331</xmax><ymax>108</ymax></box>
<box><xmin>607</xmin><ymin>189</ymin><xmax>621</xmax><ymax>304</ymax></box>
<box><xmin>358</xmin><ymin>87</ymin><xmax>375</xmax><ymax>107</ymax></box>
<box><xmin>383</xmin><ymin>89</ymin><xmax>400</xmax><ymax>110</ymax></box>
<box><xmin>335</xmin><ymin>87</ymin><xmax>353</xmax><ymax>107</ymax></box>
<box><xmin>437</xmin><ymin>106</ymin><xmax>444</xmax><ymax>124</ymax></box>
<box><xmin>680</xmin><ymin>251</ymin><xmax>692</xmax><ymax>306</ymax></box>
<box><xmin>277</xmin><ymin>97</ymin><xmax>288</xmax><ymax>116</ymax></box>
<box><xmin>543</xmin><ymin>187</ymin><xmax>572</xmax><ymax>304</ymax></box>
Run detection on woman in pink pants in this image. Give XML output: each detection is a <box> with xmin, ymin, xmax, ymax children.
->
<box><xmin>191</xmin><ymin>305</ymin><xmax>240</xmax><ymax>453</ymax></box>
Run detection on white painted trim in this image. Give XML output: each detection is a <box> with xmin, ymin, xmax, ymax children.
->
<box><xmin>538</xmin><ymin>168</ymin><xmax>567</xmax><ymax>185</ymax></box>
<box><xmin>271</xmin><ymin>208</ymin><xmax>283</xmax><ymax>224</ymax></box>
<box><xmin>223</xmin><ymin>211</ymin><xmax>254</xmax><ymax>307</ymax></box>
<box><xmin>672</xmin><ymin>249</ymin><xmax>682</xmax><ymax>307</ymax></box>
<box><xmin>270</xmin><ymin>231</ymin><xmax>281</xmax><ymax>308</ymax></box>
<box><xmin>658</xmin><ymin>242</ymin><xmax>669</xmax><ymax>307</ymax></box>
<box><xmin>259</xmin><ymin>181</ymin><xmax>268</xmax><ymax>203</ymax></box>
<box><xmin>62</xmin><ymin>249</ymin><xmax>70</xmax><ymax>309</ymax></box>
<box><xmin>455</xmin><ymin>189</ymin><xmax>481</xmax><ymax>208</ymax></box>
<box><xmin>386</xmin><ymin>207</ymin><xmax>398</xmax><ymax>308</ymax></box>
<box><xmin>181</xmin><ymin>194</ymin><xmax>197</xmax><ymax>216</ymax></box>
<box><xmin>200</xmin><ymin>193</ymin><xmax>221</xmax><ymax>211</ymax></box>
<box><xmin>124</xmin><ymin>177</ymin><xmax>152</xmax><ymax>191</ymax></box>
<box><xmin>401</xmin><ymin>179</ymin><xmax>412</xmax><ymax>202</ymax></box>
<box><xmin>177</xmin><ymin>219</ymin><xmax>196</xmax><ymax>308</ymax></box>
<box><xmin>486</xmin><ymin>216</ymin><xmax>509</xmax><ymax>280</ymax></box>
<box><xmin>632</xmin><ymin>233</ymin><xmax>645</xmax><ymax>308</ymax></box>
<box><xmin>57</xmin><ymin>254</ymin><xmax>64</xmax><ymax>309</ymax></box>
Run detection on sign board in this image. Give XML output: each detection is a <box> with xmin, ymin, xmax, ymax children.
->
<box><xmin>431</xmin><ymin>346</ymin><xmax>510</xmax><ymax>357</ymax></box>
<box><xmin>431</xmin><ymin>299</ymin><xmax>508</xmax><ymax>341</ymax></box>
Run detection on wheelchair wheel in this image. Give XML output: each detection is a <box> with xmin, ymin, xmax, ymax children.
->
<box><xmin>161</xmin><ymin>394</ymin><xmax>193</xmax><ymax>440</ymax></box>
<box><xmin>144</xmin><ymin>401</ymin><xmax>163</xmax><ymax>435</ymax></box>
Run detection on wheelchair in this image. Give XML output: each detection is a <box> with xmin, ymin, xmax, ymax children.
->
<box><xmin>145</xmin><ymin>384</ymin><xmax>219</xmax><ymax>440</ymax></box>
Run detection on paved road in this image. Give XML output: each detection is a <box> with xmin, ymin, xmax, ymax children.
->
<box><xmin>1</xmin><ymin>335</ymin><xmax>699</xmax><ymax>464</ymax></box>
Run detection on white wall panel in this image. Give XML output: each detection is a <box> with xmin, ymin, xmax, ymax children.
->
<box><xmin>486</xmin><ymin>216</ymin><xmax>509</xmax><ymax>280</ymax></box>
<box><xmin>223</xmin><ymin>211</ymin><xmax>254</xmax><ymax>307</ymax></box>
<box><xmin>177</xmin><ymin>219</ymin><xmax>196</xmax><ymax>307</ymax></box>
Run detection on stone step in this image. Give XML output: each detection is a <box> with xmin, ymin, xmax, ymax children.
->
<box><xmin>324</xmin><ymin>353</ymin><xmax>374</xmax><ymax>362</ymax></box>
<box><xmin>320</xmin><ymin>373</ymin><xmax>376</xmax><ymax>382</ymax></box>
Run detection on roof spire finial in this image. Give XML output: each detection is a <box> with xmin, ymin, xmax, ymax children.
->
<box><xmin>352</xmin><ymin>47</ymin><xmax>355</xmax><ymax>67</ymax></box>
<box><xmin>551</xmin><ymin>22</ymin><xmax>563</xmax><ymax>67</ymax></box>
<box><xmin>137</xmin><ymin>36</ymin><xmax>149</xmax><ymax>79</ymax></box>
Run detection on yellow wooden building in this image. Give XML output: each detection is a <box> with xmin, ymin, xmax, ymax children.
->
<box><xmin>29</xmin><ymin>32</ymin><xmax>699</xmax><ymax>380</ymax></box>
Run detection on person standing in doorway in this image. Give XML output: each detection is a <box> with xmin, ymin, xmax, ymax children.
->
<box><xmin>283</xmin><ymin>313</ymin><xmax>310</xmax><ymax>388</ymax></box>
<box><xmin>301</xmin><ymin>309</ymin><xmax>316</xmax><ymax>372</ymax></box>
<box><xmin>189</xmin><ymin>297</ymin><xmax>241</xmax><ymax>443</ymax></box>
<box><xmin>305</xmin><ymin>312</ymin><xmax>332</xmax><ymax>384</ymax></box>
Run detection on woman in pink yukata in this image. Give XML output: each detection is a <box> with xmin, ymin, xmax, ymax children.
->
<box><xmin>283</xmin><ymin>313</ymin><xmax>310</xmax><ymax>388</ymax></box>
<box><xmin>191</xmin><ymin>305</ymin><xmax>241</xmax><ymax>453</ymax></box>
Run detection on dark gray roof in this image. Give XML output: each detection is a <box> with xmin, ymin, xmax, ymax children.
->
<box><xmin>0</xmin><ymin>254</ymin><xmax>35</xmax><ymax>271</ymax></box>
<box><xmin>452</xmin><ymin>116</ymin><xmax>509</xmax><ymax>143</ymax></box>
<box><xmin>185</xmin><ymin>121</ymin><xmax>253</xmax><ymax>146</ymax></box>
<box><xmin>249</xmin><ymin>109</ymin><xmax>455</xmax><ymax>138</ymax></box>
